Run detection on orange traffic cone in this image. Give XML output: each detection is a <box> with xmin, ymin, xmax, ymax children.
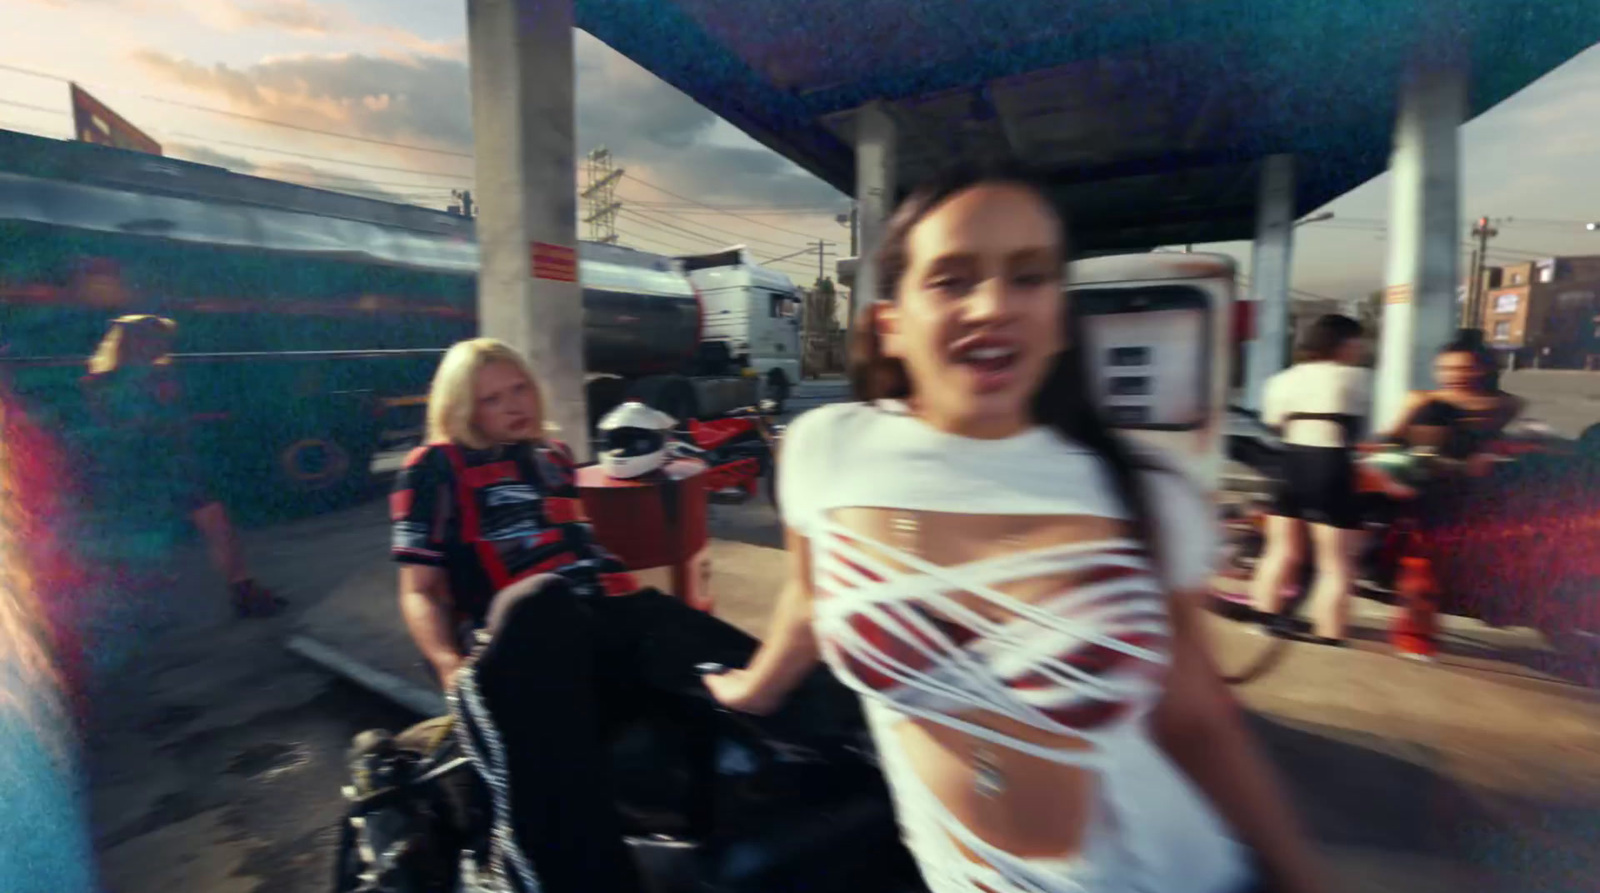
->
<box><xmin>1391</xmin><ymin>555</ymin><xmax>1440</xmax><ymax>660</ymax></box>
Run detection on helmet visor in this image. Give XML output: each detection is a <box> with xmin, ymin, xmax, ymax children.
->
<box><xmin>602</xmin><ymin>426</ymin><xmax>666</xmax><ymax>458</ymax></box>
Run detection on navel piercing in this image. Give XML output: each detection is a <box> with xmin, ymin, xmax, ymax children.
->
<box><xmin>973</xmin><ymin>745</ymin><xmax>1007</xmax><ymax>798</ymax></box>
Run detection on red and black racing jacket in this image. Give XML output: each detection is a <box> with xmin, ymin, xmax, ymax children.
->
<box><xmin>389</xmin><ymin>439</ymin><xmax>639</xmax><ymax>629</ymax></box>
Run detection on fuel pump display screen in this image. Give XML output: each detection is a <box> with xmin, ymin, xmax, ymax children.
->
<box><xmin>1070</xmin><ymin>285</ymin><xmax>1212</xmax><ymax>431</ymax></box>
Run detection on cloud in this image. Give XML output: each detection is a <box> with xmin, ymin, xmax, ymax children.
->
<box><xmin>370</xmin><ymin>26</ymin><xmax>467</xmax><ymax>60</ymax></box>
<box><xmin>175</xmin><ymin>0</ymin><xmax>344</xmax><ymax>38</ymax></box>
<box><xmin>133</xmin><ymin>48</ymin><xmax>475</xmax><ymax>150</ymax></box>
<box><xmin>229</xmin><ymin>0</ymin><xmax>337</xmax><ymax>36</ymax></box>
<box><xmin>132</xmin><ymin>33</ymin><xmax>844</xmax><ymax>215</ymax></box>
<box><xmin>571</xmin><ymin>32</ymin><xmax>843</xmax><ymax>209</ymax></box>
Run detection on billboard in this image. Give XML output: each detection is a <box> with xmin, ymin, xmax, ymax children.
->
<box><xmin>70</xmin><ymin>83</ymin><xmax>162</xmax><ymax>156</ymax></box>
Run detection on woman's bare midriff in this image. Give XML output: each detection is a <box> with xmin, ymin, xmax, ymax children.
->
<box><xmin>893</xmin><ymin>708</ymin><xmax>1098</xmax><ymax>860</ymax></box>
<box><xmin>826</xmin><ymin>507</ymin><xmax>1158</xmax><ymax>864</ymax></box>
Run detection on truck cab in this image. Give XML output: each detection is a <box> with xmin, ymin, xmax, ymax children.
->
<box><xmin>678</xmin><ymin>247</ymin><xmax>803</xmax><ymax>407</ymax></box>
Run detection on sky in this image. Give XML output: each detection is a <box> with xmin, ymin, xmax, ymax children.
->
<box><xmin>2</xmin><ymin>0</ymin><xmax>1599</xmax><ymax>302</ymax></box>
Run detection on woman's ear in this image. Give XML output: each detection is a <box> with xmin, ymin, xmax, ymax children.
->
<box><xmin>874</xmin><ymin>302</ymin><xmax>904</xmax><ymax>359</ymax></box>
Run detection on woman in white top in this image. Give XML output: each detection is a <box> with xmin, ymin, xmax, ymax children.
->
<box><xmin>704</xmin><ymin>162</ymin><xmax>1325</xmax><ymax>893</ymax></box>
<box><xmin>1249</xmin><ymin>316</ymin><xmax>1373</xmax><ymax>645</ymax></box>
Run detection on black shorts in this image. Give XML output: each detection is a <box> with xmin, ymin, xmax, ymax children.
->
<box><xmin>1270</xmin><ymin>444</ymin><xmax>1361</xmax><ymax>529</ymax></box>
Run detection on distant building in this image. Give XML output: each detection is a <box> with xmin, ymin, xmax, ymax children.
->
<box><xmin>1468</xmin><ymin>256</ymin><xmax>1600</xmax><ymax>369</ymax></box>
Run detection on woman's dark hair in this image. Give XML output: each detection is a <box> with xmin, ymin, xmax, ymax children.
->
<box><xmin>1440</xmin><ymin>328</ymin><xmax>1501</xmax><ymax>391</ymax></box>
<box><xmin>1298</xmin><ymin>314</ymin><xmax>1365</xmax><ymax>362</ymax></box>
<box><xmin>847</xmin><ymin>160</ymin><xmax>1163</xmax><ymax>571</ymax></box>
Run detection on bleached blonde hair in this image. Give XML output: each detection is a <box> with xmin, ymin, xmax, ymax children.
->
<box><xmin>425</xmin><ymin>338</ymin><xmax>552</xmax><ymax>449</ymax></box>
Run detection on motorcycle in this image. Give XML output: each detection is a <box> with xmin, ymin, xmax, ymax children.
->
<box><xmin>331</xmin><ymin>664</ymin><xmax>925</xmax><ymax>893</ymax></box>
<box><xmin>671</xmin><ymin>400</ymin><xmax>785</xmax><ymax>506</ymax></box>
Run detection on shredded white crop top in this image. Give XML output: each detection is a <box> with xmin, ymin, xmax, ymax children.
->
<box><xmin>778</xmin><ymin>400</ymin><xmax>1250</xmax><ymax>893</ymax></box>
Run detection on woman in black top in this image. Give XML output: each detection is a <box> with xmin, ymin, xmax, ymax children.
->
<box><xmin>390</xmin><ymin>337</ymin><xmax>771</xmax><ymax>893</ymax></box>
<box><xmin>1381</xmin><ymin>330</ymin><xmax>1524</xmax><ymax>473</ymax></box>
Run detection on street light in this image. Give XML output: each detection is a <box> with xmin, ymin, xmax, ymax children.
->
<box><xmin>837</xmin><ymin>205</ymin><xmax>858</xmax><ymax>256</ymax></box>
<box><xmin>1295</xmin><ymin>210</ymin><xmax>1335</xmax><ymax>228</ymax></box>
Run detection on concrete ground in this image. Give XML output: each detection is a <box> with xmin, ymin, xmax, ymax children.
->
<box><xmin>77</xmin><ymin>374</ymin><xmax>1600</xmax><ymax>893</ymax></box>
<box><xmin>78</xmin><ymin>487</ymin><xmax>1600</xmax><ymax>893</ymax></box>
<box><xmin>1502</xmin><ymin>370</ymin><xmax>1600</xmax><ymax>438</ymax></box>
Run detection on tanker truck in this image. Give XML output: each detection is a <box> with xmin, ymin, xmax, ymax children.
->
<box><xmin>0</xmin><ymin>129</ymin><xmax>763</xmax><ymax>512</ymax></box>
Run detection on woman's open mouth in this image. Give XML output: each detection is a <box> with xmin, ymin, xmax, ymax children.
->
<box><xmin>953</xmin><ymin>339</ymin><xmax>1021</xmax><ymax>393</ymax></box>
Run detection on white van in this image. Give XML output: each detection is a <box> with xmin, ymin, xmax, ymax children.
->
<box><xmin>679</xmin><ymin>247</ymin><xmax>803</xmax><ymax>407</ymax></box>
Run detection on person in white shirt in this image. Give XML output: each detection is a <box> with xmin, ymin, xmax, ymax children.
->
<box><xmin>1249</xmin><ymin>315</ymin><xmax>1373</xmax><ymax>645</ymax></box>
<box><xmin>704</xmin><ymin>161</ymin><xmax>1326</xmax><ymax>893</ymax></box>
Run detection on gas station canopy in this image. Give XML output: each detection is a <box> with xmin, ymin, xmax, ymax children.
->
<box><xmin>577</xmin><ymin>0</ymin><xmax>1600</xmax><ymax>252</ymax></box>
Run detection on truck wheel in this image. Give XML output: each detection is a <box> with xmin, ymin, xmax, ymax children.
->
<box><xmin>765</xmin><ymin>369</ymin><xmax>791</xmax><ymax>413</ymax></box>
<box><xmin>273</xmin><ymin>429</ymin><xmax>377</xmax><ymax>510</ymax></box>
<box><xmin>629</xmin><ymin>375</ymin><xmax>701</xmax><ymax>423</ymax></box>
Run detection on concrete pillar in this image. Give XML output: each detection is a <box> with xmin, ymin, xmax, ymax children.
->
<box><xmin>1375</xmin><ymin>64</ymin><xmax>1465</xmax><ymax>430</ymax></box>
<box><xmin>466</xmin><ymin>0</ymin><xmax>588</xmax><ymax>456</ymax></box>
<box><xmin>850</xmin><ymin>101</ymin><xmax>896</xmax><ymax>335</ymax></box>
<box><xmin>1244</xmin><ymin>154</ymin><xmax>1295</xmax><ymax>411</ymax></box>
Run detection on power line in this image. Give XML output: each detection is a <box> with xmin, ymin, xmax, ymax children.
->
<box><xmin>613</xmin><ymin>215</ymin><xmax>814</xmax><ymax>277</ymax></box>
<box><xmin>613</xmin><ymin>224</ymin><xmax>743</xmax><ymax>259</ymax></box>
<box><xmin>619</xmin><ymin>205</ymin><xmax>804</xmax><ymax>253</ymax></box>
<box><xmin>617</xmin><ymin>209</ymin><xmax>740</xmax><ymax>252</ymax></box>
<box><xmin>1499</xmin><ymin>217</ymin><xmax>1595</xmax><ymax>228</ymax></box>
<box><xmin>0</xmin><ymin>61</ymin><xmax>477</xmax><ymax>160</ymax></box>
<box><xmin>622</xmin><ymin>173</ymin><xmax>837</xmax><ymax>241</ymax></box>
<box><xmin>168</xmin><ymin>131</ymin><xmax>471</xmax><ymax>180</ymax></box>
<box><xmin>0</xmin><ymin>98</ymin><xmax>66</xmax><ymax>117</ymax></box>
<box><xmin>1492</xmin><ymin>244</ymin><xmax>1565</xmax><ymax>257</ymax></box>
<box><xmin>2</xmin><ymin>62</ymin><xmax>845</xmax><ymax>240</ymax></box>
<box><xmin>629</xmin><ymin>201</ymin><xmax>847</xmax><ymax>216</ymax></box>
<box><xmin>1</xmin><ymin>120</ymin><xmax>824</xmax><ymax>233</ymax></box>
<box><xmin>0</xmin><ymin>120</ymin><xmax>64</xmax><ymax>140</ymax></box>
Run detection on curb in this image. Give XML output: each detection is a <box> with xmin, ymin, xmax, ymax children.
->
<box><xmin>285</xmin><ymin>633</ymin><xmax>445</xmax><ymax>718</ymax></box>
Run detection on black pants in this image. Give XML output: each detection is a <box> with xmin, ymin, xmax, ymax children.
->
<box><xmin>453</xmin><ymin>578</ymin><xmax>761</xmax><ymax>893</ymax></box>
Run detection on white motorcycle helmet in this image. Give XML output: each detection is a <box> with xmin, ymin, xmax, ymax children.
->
<box><xmin>596</xmin><ymin>401</ymin><xmax>678</xmax><ymax>479</ymax></box>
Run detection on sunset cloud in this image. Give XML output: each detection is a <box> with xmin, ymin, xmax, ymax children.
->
<box><xmin>131</xmin><ymin>31</ymin><xmax>844</xmax><ymax>214</ymax></box>
<box><xmin>133</xmin><ymin>48</ymin><xmax>474</xmax><ymax>150</ymax></box>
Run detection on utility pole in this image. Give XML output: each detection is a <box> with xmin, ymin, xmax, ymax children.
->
<box><xmin>581</xmin><ymin>146</ymin><xmax>623</xmax><ymax>244</ymax></box>
<box><xmin>815</xmin><ymin>239</ymin><xmax>834</xmax><ymax>285</ymax></box>
<box><xmin>1467</xmin><ymin>216</ymin><xmax>1498</xmax><ymax>329</ymax></box>
<box><xmin>1464</xmin><ymin>245</ymin><xmax>1480</xmax><ymax>327</ymax></box>
<box><xmin>835</xmin><ymin>206</ymin><xmax>858</xmax><ymax>257</ymax></box>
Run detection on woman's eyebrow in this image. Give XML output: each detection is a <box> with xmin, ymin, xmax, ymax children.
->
<box><xmin>924</xmin><ymin>252</ymin><xmax>978</xmax><ymax>272</ymax></box>
<box><xmin>1007</xmin><ymin>246</ymin><xmax>1059</xmax><ymax>265</ymax></box>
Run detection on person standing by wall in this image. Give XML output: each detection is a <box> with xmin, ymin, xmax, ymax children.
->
<box><xmin>80</xmin><ymin>315</ymin><xmax>281</xmax><ymax>618</ymax></box>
